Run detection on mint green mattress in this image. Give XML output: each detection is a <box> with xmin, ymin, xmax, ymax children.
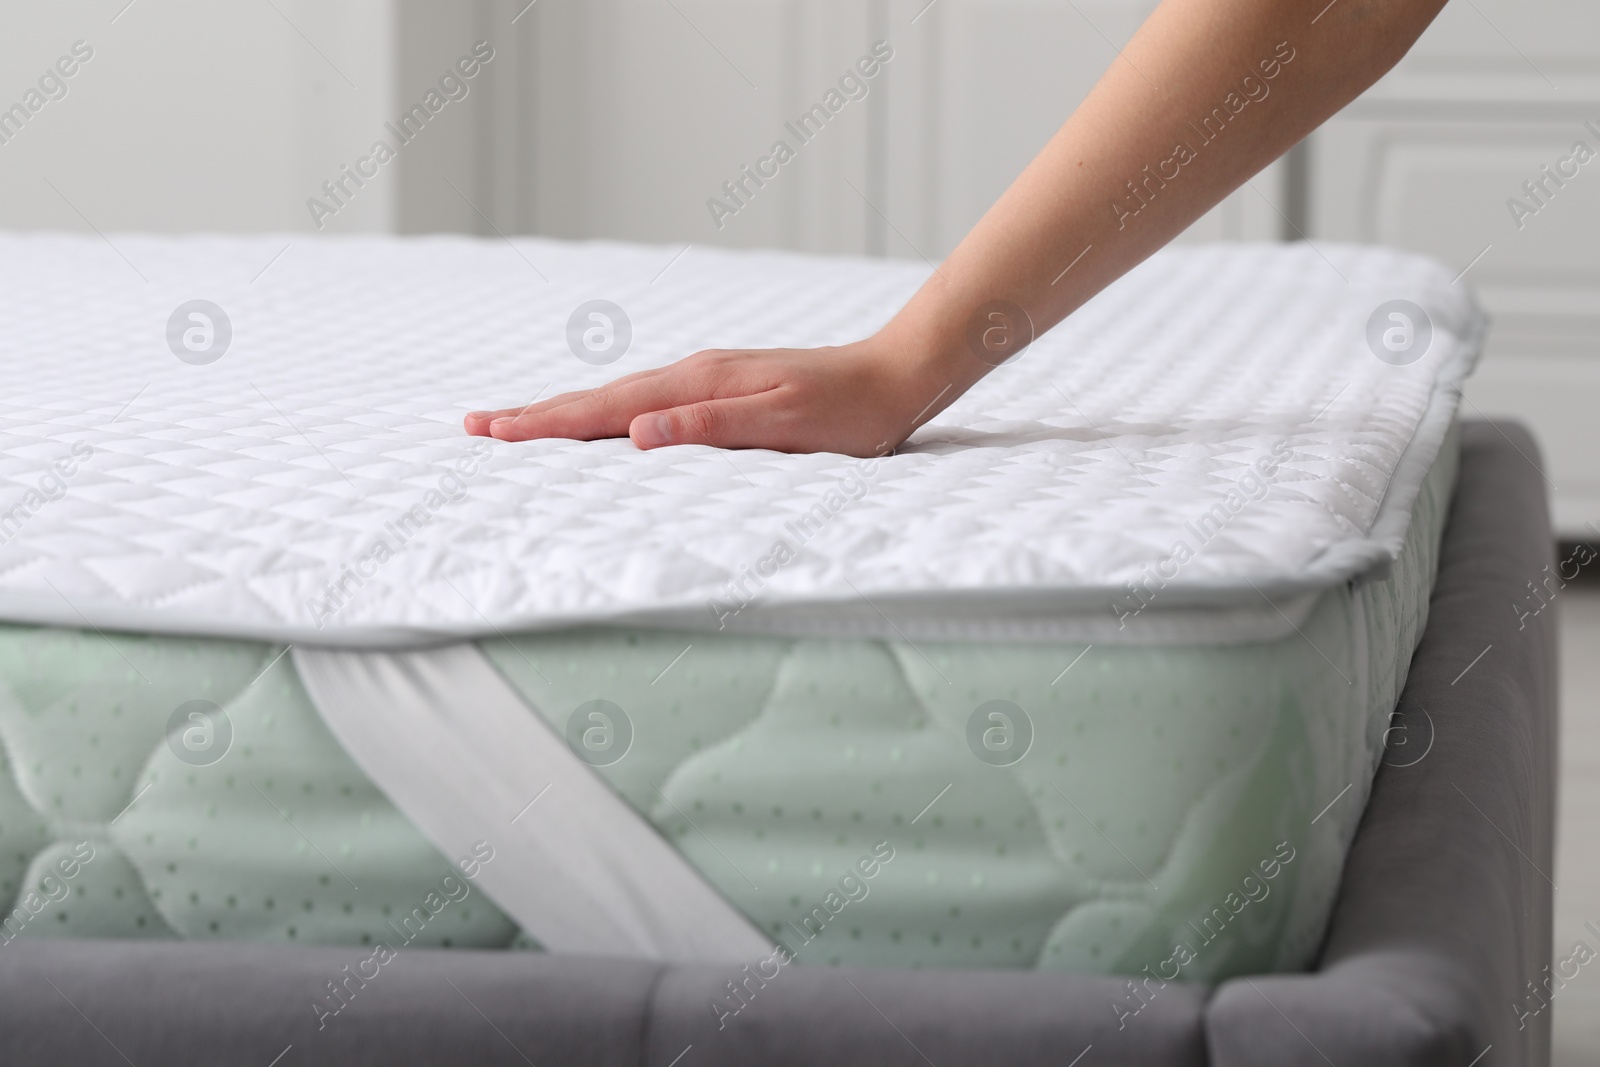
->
<box><xmin>0</xmin><ymin>433</ymin><xmax>1457</xmax><ymax>979</ymax></box>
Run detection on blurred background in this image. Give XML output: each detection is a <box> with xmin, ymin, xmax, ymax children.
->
<box><xmin>3</xmin><ymin>0</ymin><xmax>1599</xmax><ymax>1058</ymax></box>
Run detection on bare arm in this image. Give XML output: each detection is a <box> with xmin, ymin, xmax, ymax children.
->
<box><xmin>467</xmin><ymin>0</ymin><xmax>1448</xmax><ymax>456</ymax></box>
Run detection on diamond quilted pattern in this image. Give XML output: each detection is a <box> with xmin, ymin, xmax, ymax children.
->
<box><xmin>0</xmin><ymin>234</ymin><xmax>1477</xmax><ymax>646</ymax></box>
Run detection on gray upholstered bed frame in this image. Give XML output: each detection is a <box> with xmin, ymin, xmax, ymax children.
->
<box><xmin>0</xmin><ymin>421</ymin><xmax>1555</xmax><ymax>1066</ymax></box>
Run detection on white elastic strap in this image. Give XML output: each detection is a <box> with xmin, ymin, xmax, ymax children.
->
<box><xmin>293</xmin><ymin>643</ymin><xmax>770</xmax><ymax>962</ymax></box>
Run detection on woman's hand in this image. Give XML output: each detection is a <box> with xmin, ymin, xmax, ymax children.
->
<box><xmin>468</xmin><ymin>0</ymin><xmax>1448</xmax><ymax>457</ymax></box>
<box><xmin>464</xmin><ymin>337</ymin><xmax>957</xmax><ymax>458</ymax></box>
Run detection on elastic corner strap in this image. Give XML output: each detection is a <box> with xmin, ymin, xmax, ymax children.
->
<box><xmin>293</xmin><ymin>643</ymin><xmax>771</xmax><ymax>963</ymax></box>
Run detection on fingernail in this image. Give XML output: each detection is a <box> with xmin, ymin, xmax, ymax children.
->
<box><xmin>489</xmin><ymin>417</ymin><xmax>513</xmax><ymax>437</ymax></box>
<box><xmin>468</xmin><ymin>411</ymin><xmax>490</xmax><ymax>420</ymax></box>
<box><xmin>634</xmin><ymin>413</ymin><xmax>673</xmax><ymax>448</ymax></box>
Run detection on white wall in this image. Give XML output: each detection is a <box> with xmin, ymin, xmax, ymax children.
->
<box><xmin>451</xmin><ymin>0</ymin><xmax>1290</xmax><ymax>258</ymax></box>
<box><xmin>0</xmin><ymin>0</ymin><xmax>396</xmax><ymax>233</ymax></box>
<box><xmin>0</xmin><ymin>0</ymin><xmax>1290</xmax><ymax>246</ymax></box>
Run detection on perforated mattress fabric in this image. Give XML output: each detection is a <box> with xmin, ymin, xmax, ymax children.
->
<box><xmin>491</xmin><ymin>430</ymin><xmax>1458</xmax><ymax>976</ymax></box>
<box><xmin>0</xmin><ymin>233</ymin><xmax>1478</xmax><ymax>647</ymax></box>
<box><xmin>0</xmin><ymin>427</ymin><xmax>1457</xmax><ymax>979</ymax></box>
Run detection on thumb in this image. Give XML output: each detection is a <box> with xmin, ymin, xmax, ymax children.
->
<box><xmin>629</xmin><ymin>395</ymin><xmax>774</xmax><ymax>450</ymax></box>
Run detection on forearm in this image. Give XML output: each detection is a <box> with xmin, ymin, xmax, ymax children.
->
<box><xmin>881</xmin><ymin>0</ymin><xmax>1448</xmax><ymax>411</ymax></box>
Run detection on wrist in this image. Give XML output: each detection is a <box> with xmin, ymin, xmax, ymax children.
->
<box><xmin>859</xmin><ymin>324</ymin><xmax>985</xmax><ymax>441</ymax></box>
<box><xmin>874</xmin><ymin>302</ymin><xmax>999</xmax><ymax>392</ymax></box>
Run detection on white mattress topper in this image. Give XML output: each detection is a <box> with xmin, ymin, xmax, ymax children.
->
<box><xmin>0</xmin><ymin>233</ymin><xmax>1481</xmax><ymax>647</ymax></box>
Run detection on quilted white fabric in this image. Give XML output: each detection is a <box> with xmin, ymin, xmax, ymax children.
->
<box><xmin>0</xmin><ymin>233</ymin><xmax>1480</xmax><ymax>647</ymax></box>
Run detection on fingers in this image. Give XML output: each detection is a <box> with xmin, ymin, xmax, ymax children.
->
<box><xmin>630</xmin><ymin>392</ymin><xmax>783</xmax><ymax>451</ymax></box>
<box><xmin>464</xmin><ymin>388</ymin><xmax>594</xmax><ymax>436</ymax></box>
<box><xmin>463</xmin><ymin>366</ymin><xmax>680</xmax><ymax>437</ymax></box>
<box><xmin>487</xmin><ymin>369</ymin><xmax>721</xmax><ymax>443</ymax></box>
<box><xmin>466</xmin><ymin>350</ymin><xmax>788</xmax><ymax>447</ymax></box>
<box><xmin>464</xmin><ymin>403</ymin><xmax>557</xmax><ymax>436</ymax></box>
